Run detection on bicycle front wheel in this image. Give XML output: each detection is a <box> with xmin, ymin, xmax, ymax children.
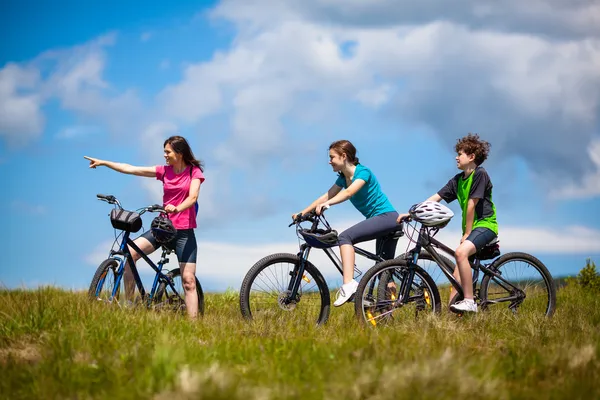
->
<box><xmin>480</xmin><ymin>252</ymin><xmax>556</xmax><ymax>317</ymax></box>
<box><xmin>239</xmin><ymin>253</ymin><xmax>331</xmax><ymax>326</ymax></box>
<box><xmin>88</xmin><ymin>258</ymin><xmax>123</xmax><ymax>304</ymax></box>
<box><xmin>155</xmin><ymin>268</ymin><xmax>205</xmax><ymax>316</ymax></box>
<box><xmin>355</xmin><ymin>259</ymin><xmax>441</xmax><ymax>327</ymax></box>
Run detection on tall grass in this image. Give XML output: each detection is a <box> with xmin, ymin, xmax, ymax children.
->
<box><xmin>1</xmin><ymin>284</ymin><xmax>598</xmax><ymax>399</ymax></box>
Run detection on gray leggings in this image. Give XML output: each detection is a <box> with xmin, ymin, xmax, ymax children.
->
<box><xmin>338</xmin><ymin>211</ymin><xmax>400</xmax><ymax>260</ymax></box>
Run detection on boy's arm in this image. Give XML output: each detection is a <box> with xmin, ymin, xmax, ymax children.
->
<box><xmin>462</xmin><ymin>198</ymin><xmax>480</xmax><ymax>242</ymax></box>
<box><xmin>427</xmin><ymin>193</ymin><xmax>442</xmax><ymax>202</ymax></box>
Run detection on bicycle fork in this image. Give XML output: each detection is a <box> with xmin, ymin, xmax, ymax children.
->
<box><xmin>283</xmin><ymin>246</ymin><xmax>312</xmax><ymax>305</ymax></box>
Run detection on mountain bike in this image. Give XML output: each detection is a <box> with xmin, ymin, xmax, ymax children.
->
<box><xmin>88</xmin><ymin>194</ymin><xmax>204</xmax><ymax>315</ymax></box>
<box><xmin>354</xmin><ymin>215</ymin><xmax>556</xmax><ymax>326</ymax></box>
<box><xmin>239</xmin><ymin>210</ymin><xmax>404</xmax><ymax>326</ymax></box>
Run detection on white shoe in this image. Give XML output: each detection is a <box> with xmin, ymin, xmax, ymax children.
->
<box><xmin>450</xmin><ymin>299</ymin><xmax>478</xmax><ymax>313</ymax></box>
<box><xmin>334</xmin><ymin>280</ymin><xmax>358</xmax><ymax>307</ymax></box>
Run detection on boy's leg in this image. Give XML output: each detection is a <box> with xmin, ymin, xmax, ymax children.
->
<box><xmin>454</xmin><ymin>240</ymin><xmax>477</xmax><ymax>299</ymax></box>
<box><xmin>448</xmin><ymin>267</ymin><xmax>462</xmax><ymax>305</ymax></box>
<box><xmin>451</xmin><ymin>228</ymin><xmax>497</xmax><ymax>313</ymax></box>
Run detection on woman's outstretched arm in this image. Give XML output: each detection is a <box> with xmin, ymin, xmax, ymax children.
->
<box><xmin>84</xmin><ymin>156</ymin><xmax>156</xmax><ymax>178</ymax></box>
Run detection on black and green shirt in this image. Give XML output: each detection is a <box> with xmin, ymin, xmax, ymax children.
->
<box><xmin>437</xmin><ymin>167</ymin><xmax>498</xmax><ymax>235</ymax></box>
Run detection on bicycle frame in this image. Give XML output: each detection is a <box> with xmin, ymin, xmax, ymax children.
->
<box><xmin>404</xmin><ymin>224</ymin><xmax>523</xmax><ymax>308</ymax></box>
<box><xmin>285</xmin><ymin>239</ymin><xmax>393</xmax><ymax>304</ymax></box>
<box><xmin>100</xmin><ymin>227</ymin><xmax>181</xmax><ymax>306</ymax></box>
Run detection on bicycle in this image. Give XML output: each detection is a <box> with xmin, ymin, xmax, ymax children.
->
<box><xmin>354</xmin><ymin>211</ymin><xmax>557</xmax><ymax>326</ymax></box>
<box><xmin>239</xmin><ymin>209</ymin><xmax>405</xmax><ymax>326</ymax></box>
<box><xmin>88</xmin><ymin>194</ymin><xmax>205</xmax><ymax>316</ymax></box>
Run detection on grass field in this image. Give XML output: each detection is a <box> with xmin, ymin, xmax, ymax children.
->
<box><xmin>1</xmin><ymin>282</ymin><xmax>598</xmax><ymax>399</ymax></box>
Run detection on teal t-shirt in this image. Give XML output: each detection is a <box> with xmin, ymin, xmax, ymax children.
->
<box><xmin>334</xmin><ymin>164</ymin><xmax>395</xmax><ymax>219</ymax></box>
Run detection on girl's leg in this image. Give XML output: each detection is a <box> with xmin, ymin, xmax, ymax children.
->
<box><xmin>335</xmin><ymin>212</ymin><xmax>399</xmax><ymax>306</ymax></box>
<box><xmin>338</xmin><ymin>212</ymin><xmax>399</xmax><ymax>282</ymax></box>
<box><xmin>340</xmin><ymin>244</ymin><xmax>356</xmax><ymax>284</ymax></box>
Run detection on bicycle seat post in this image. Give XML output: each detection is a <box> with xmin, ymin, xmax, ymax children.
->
<box><xmin>159</xmin><ymin>246</ymin><xmax>171</xmax><ymax>268</ymax></box>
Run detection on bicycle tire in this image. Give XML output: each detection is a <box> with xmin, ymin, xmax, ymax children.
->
<box><xmin>480</xmin><ymin>252</ymin><xmax>556</xmax><ymax>317</ymax></box>
<box><xmin>355</xmin><ymin>258</ymin><xmax>441</xmax><ymax>327</ymax></box>
<box><xmin>88</xmin><ymin>258</ymin><xmax>122</xmax><ymax>303</ymax></box>
<box><xmin>155</xmin><ymin>268</ymin><xmax>205</xmax><ymax>316</ymax></box>
<box><xmin>239</xmin><ymin>253</ymin><xmax>331</xmax><ymax>326</ymax></box>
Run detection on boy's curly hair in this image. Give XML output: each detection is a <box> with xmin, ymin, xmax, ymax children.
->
<box><xmin>455</xmin><ymin>133</ymin><xmax>491</xmax><ymax>166</ymax></box>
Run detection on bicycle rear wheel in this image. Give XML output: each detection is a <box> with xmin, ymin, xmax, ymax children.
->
<box><xmin>88</xmin><ymin>258</ymin><xmax>123</xmax><ymax>304</ymax></box>
<box><xmin>480</xmin><ymin>252</ymin><xmax>556</xmax><ymax>317</ymax></box>
<box><xmin>155</xmin><ymin>268</ymin><xmax>205</xmax><ymax>316</ymax></box>
<box><xmin>239</xmin><ymin>253</ymin><xmax>330</xmax><ymax>326</ymax></box>
<box><xmin>355</xmin><ymin>259</ymin><xmax>441</xmax><ymax>327</ymax></box>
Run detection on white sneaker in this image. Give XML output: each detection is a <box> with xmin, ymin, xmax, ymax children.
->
<box><xmin>334</xmin><ymin>280</ymin><xmax>358</xmax><ymax>307</ymax></box>
<box><xmin>450</xmin><ymin>299</ymin><xmax>478</xmax><ymax>313</ymax></box>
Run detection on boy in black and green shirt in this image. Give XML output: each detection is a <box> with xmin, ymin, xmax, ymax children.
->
<box><xmin>398</xmin><ymin>133</ymin><xmax>498</xmax><ymax>313</ymax></box>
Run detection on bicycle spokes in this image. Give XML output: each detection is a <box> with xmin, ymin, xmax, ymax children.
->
<box><xmin>483</xmin><ymin>257</ymin><xmax>553</xmax><ymax>317</ymax></box>
<box><xmin>246</xmin><ymin>260</ymin><xmax>326</xmax><ymax>325</ymax></box>
<box><xmin>359</xmin><ymin>265</ymin><xmax>438</xmax><ymax>326</ymax></box>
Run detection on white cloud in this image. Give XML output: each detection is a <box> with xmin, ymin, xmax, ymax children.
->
<box><xmin>45</xmin><ymin>39</ymin><xmax>144</xmax><ymax>134</ymax></box>
<box><xmin>551</xmin><ymin>139</ymin><xmax>600</xmax><ymax>199</ymax></box>
<box><xmin>355</xmin><ymin>84</ymin><xmax>392</xmax><ymax>108</ymax></box>
<box><xmin>1</xmin><ymin>32</ymin><xmax>145</xmax><ymax>147</ymax></box>
<box><xmin>0</xmin><ymin>63</ymin><xmax>45</xmax><ymax>146</ymax></box>
<box><xmin>55</xmin><ymin>125</ymin><xmax>101</xmax><ymax>140</ymax></box>
<box><xmin>159</xmin><ymin>3</ymin><xmax>600</xmax><ymax>198</ymax></box>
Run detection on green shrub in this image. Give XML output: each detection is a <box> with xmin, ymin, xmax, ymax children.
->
<box><xmin>576</xmin><ymin>258</ymin><xmax>600</xmax><ymax>292</ymax></box>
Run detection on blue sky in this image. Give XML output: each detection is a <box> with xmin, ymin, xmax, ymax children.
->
<box><xmin>2</xmin><ymin>0</ymin><xmax>599</xmax><ymax>292</ymax></box>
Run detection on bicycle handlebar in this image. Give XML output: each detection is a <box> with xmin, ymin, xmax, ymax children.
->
<box><xmin>96</xmin><ymin>195</ymin><xmax>166</xmax><ymax>215</ymax></box>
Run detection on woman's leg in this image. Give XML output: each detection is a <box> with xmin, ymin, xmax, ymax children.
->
<box><xmin>179</xmin><ymin>262</ymin><xmax>198</xmax><ymax>319</ymax></box>
<box><xmin>124</xmin><ymin>234</ymin><xmax>156</xmax><ymax>299</ymax></box>
<box><xmin>175</xmin><ymin>229</ymin><xmax>199</xmax><ymax>319</ymax></box>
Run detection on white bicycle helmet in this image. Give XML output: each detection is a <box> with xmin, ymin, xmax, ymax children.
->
<box><xmin>409</xmin><ymin>201</ymin><xmax>454</xmax><ymax>227</ymax></box>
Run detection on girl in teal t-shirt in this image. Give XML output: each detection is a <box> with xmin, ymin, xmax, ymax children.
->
<box><xmin>293</xmin><ymin>140</ymin><xmax>399</xmax><ymax>307</ymax></box>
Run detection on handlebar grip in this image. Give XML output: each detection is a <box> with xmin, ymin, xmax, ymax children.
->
<box><xmin>97</xmin><ymin>194</ymin><xmax>116</xmax><ymax>203</ymax></box>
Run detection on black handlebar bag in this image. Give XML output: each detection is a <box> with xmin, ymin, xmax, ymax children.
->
<box><xmin>110</xmin><ymin>209</ymin><xmax>143</xmax><ymax>233</ymax></box>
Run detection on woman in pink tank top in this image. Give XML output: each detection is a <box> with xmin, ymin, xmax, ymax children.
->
<box><xmin>84</xmin><ymin>136</ymin><xmax>205</xmax><ymax>319</ymax></box>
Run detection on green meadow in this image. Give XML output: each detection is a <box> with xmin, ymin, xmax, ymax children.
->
<box><xmin>1</xmin><ymin>268</ymin><xmax>599</xmax><ymax>400</ymax></box>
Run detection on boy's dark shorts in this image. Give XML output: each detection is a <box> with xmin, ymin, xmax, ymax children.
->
<box><xmin>466</xmin><ymin>227</ymin><xmax>497</xmax><ymax>253</ymax></box>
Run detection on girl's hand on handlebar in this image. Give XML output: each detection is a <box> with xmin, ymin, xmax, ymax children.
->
<box><xmin>397</xmin><ymin>213</ymin><xmax>410</xmax><ymax>224</ymax></box>
<box><xmin>164</xmin><ymin>204</ymin><xmax>178</xmax><ymax>213</ymax></box>
<box><xmin>315</xmin><ymin>203</ymin><xmax>330</xmax><ymax>215</ymax></box>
